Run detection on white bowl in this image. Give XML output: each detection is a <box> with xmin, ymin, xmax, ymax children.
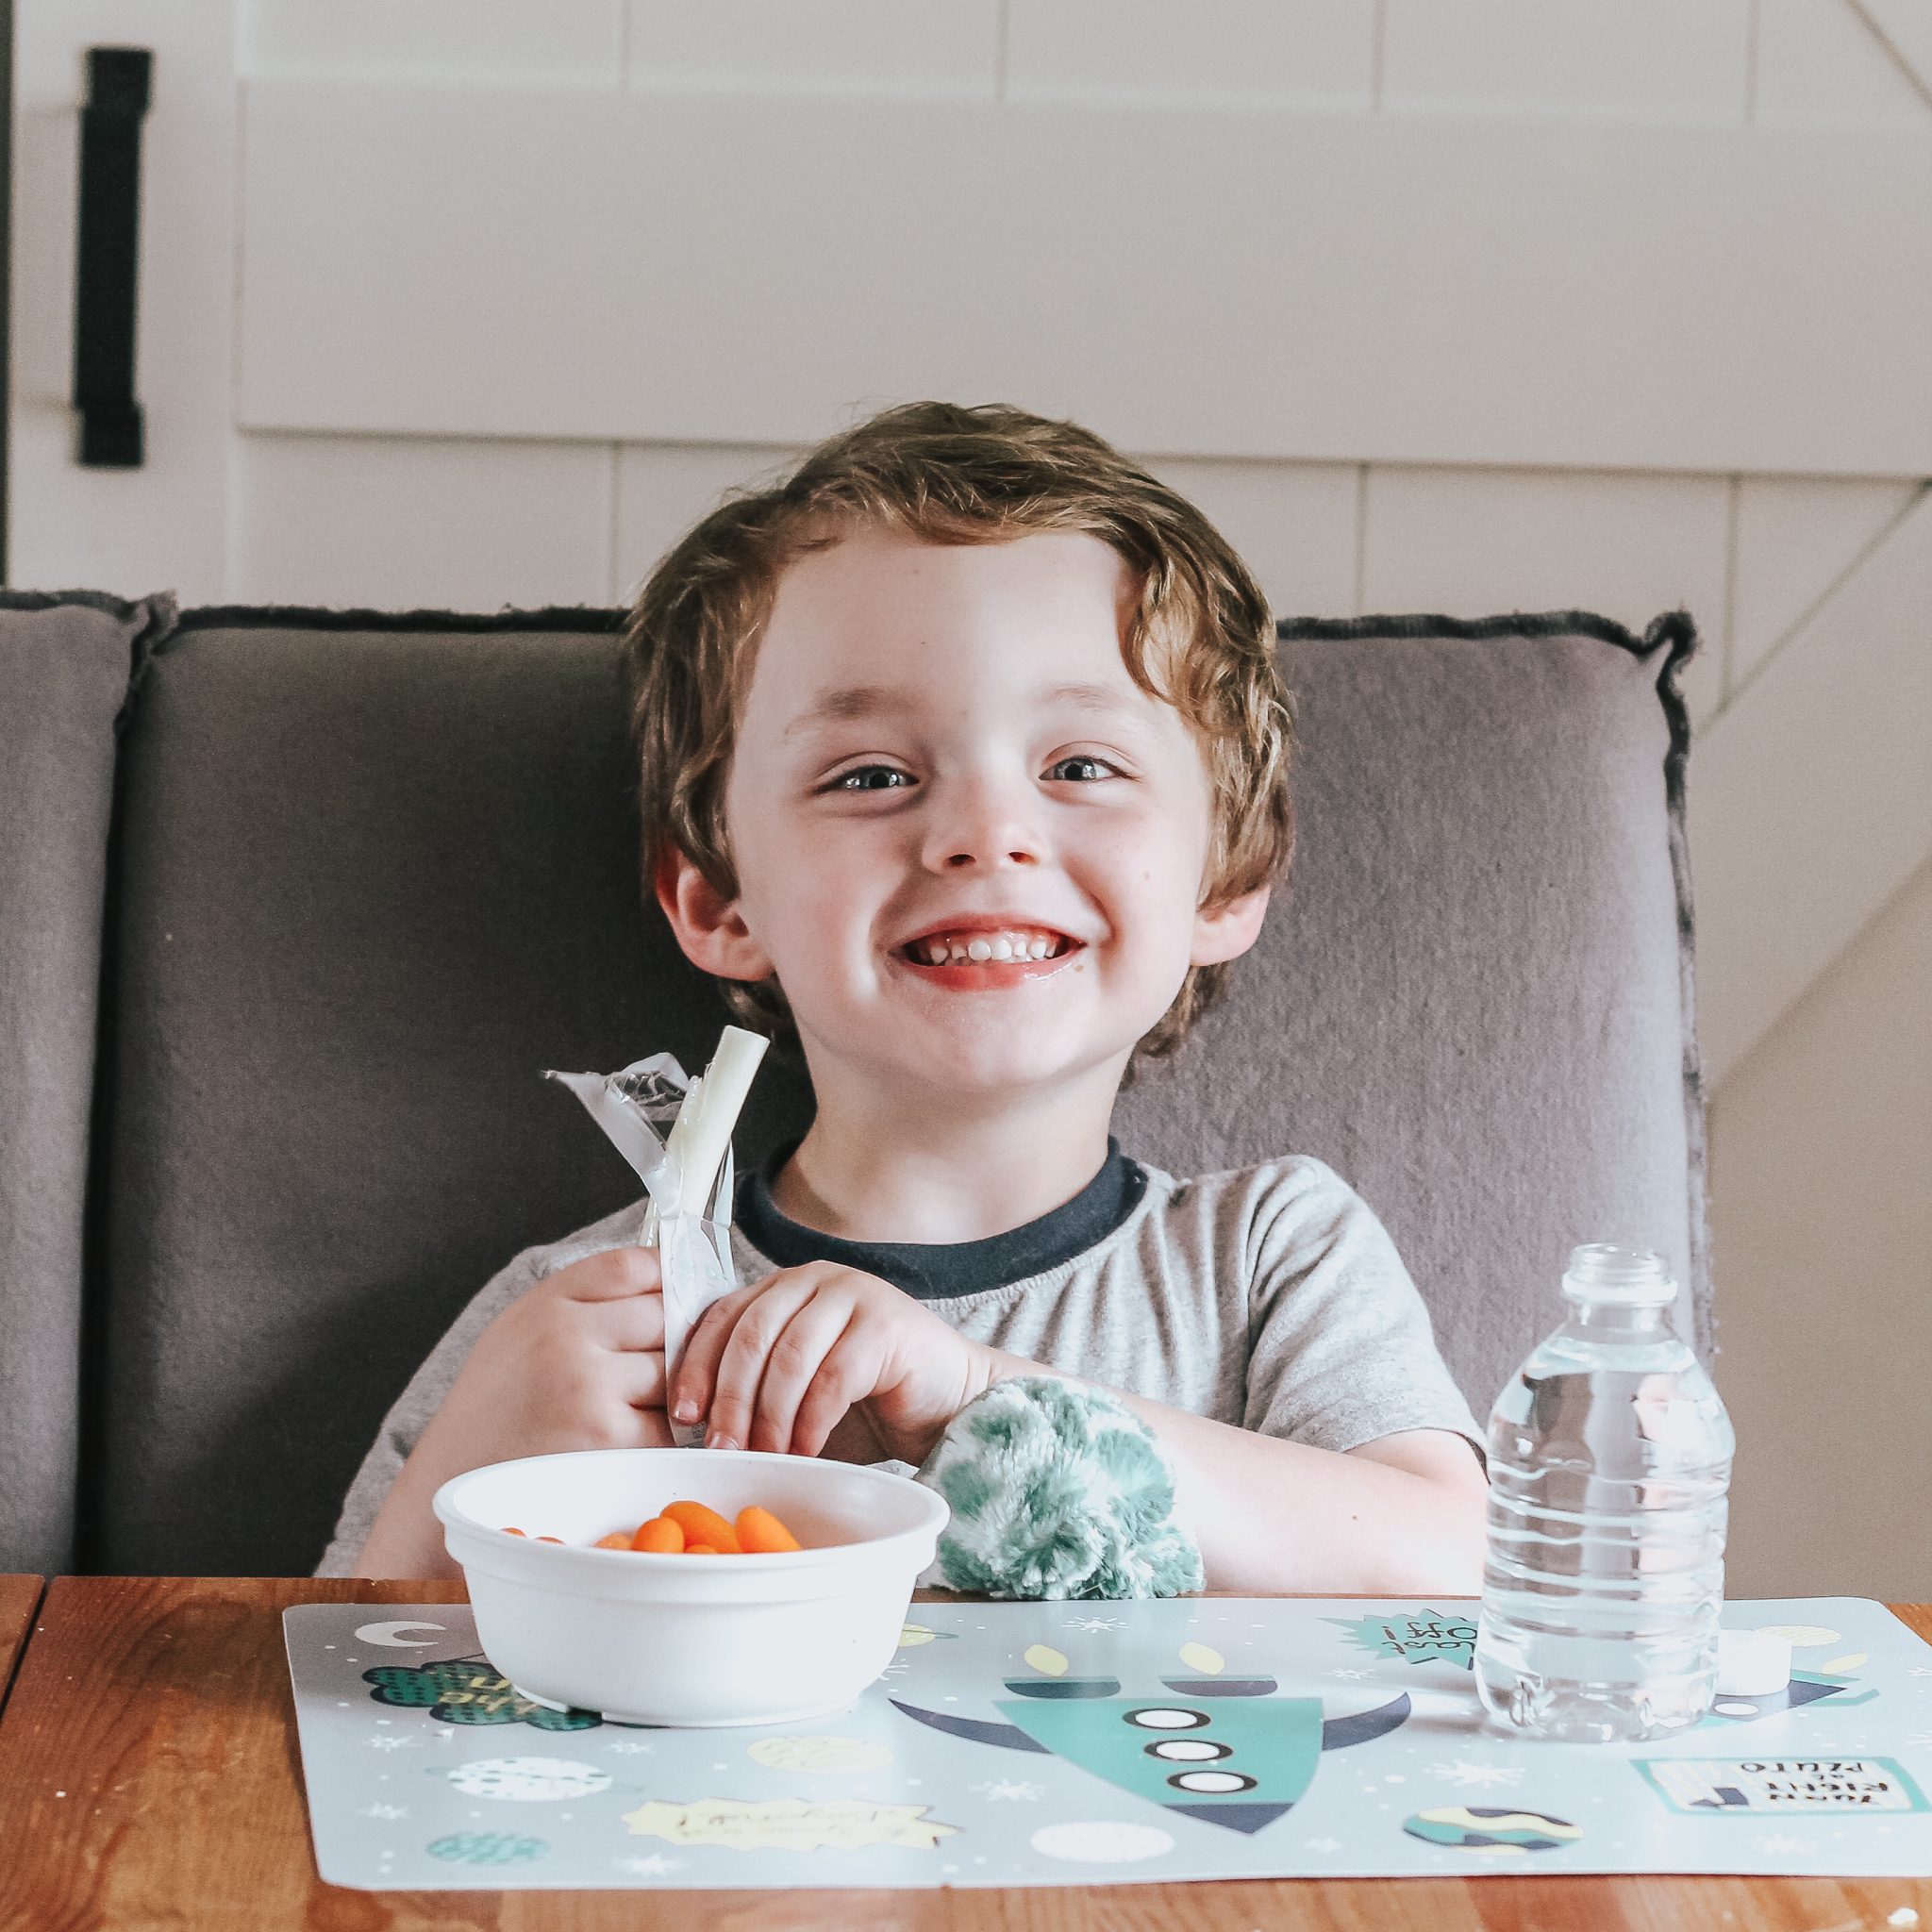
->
<box><xmin>433</xmin><ymin>1448</ymin><xmax>950</xmax><ymax>1726</ymax></box>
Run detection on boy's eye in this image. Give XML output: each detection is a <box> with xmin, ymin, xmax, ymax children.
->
<box><xmin>1045</xmin><ymin>755</ymin><xmax>1117</xmax><ymax>782</ymax></box>
<box><xmin>829</xmin><ymin>764</ymin><xmax>913</xmax><ymax>792</ymax></box>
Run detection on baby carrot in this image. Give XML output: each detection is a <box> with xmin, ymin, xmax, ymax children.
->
<box><xmin>630</xmin><ymin>1515</ymin><xmax>686</xmax><ymax>1555</ymax></box>
<box><xmin>735</xmin><ymin>1505</ymin><xmax>802</xmax><ymax>1553</ymax></box>
<box><xmin>501</xmin><ymin>1526</ymin><xmax>527</xmax><ymax>1537</ymax></box>
<box><xmin>683</xmin><ymin>1543</ymin><xmax>720</xmax><ymax>1556</ymax></box>
<box><xmin>535</xmin><ymin>1536</ymin><xmax>564</xmax><ymax>1544</ymax></box>
<box><xmin>593</xmin><ymin>1531</ymin><xmax>633</xmax><ymax>1550</ymax></box>
<box><xmin>661</xmin><ymin>1500</ymin><xmax>741</xmax><ymax>1554</ymax></box>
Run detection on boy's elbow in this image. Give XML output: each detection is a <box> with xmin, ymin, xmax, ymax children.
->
<box><xmin>1346</xmin><ymin>1430</ymin><xmax>1489</xmax><ymax>1594</ymax></box>
<box><xmin>1372</xmin><ymin>1472</ymin><xmax>1487</xmax><ymax>1595</ymax></box>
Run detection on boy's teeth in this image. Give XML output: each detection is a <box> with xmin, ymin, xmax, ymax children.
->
<box><xmin>917</xmin><ymin>929</ymin><xmax>1062</xmax><ymax>965</ymax></box>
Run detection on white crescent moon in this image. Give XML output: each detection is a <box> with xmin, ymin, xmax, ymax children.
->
<box><xmin>354</xmin><ymin>1620</ymin><xmax>447</xmax><ymax>1647</ymax></box>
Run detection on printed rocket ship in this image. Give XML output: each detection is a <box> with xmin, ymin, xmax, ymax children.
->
<box><xmin>891</xmin><ymin>1642</ymin><xmax>1409</xmax><ymax>1835</ymax></box>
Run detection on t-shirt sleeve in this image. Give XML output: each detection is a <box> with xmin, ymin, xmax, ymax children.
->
<box><xmin>1238</xmin><ymin>1158</ymin><xmax>1484</xmax><ymax>1461</ymax></box>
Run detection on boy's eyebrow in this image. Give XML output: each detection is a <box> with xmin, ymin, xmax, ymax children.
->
<box><xmin>1041</xmin><ymin>680</ymin><xmax>1147</xmax><ymax>721</ymax></box>
<box><xmin>783</xmin><ymin>679</ymin><xmax>1144</xmax><ymax>740</ymax></box>
<box><xmin>782</xmin><ymin>684</ymin><xmax>902</xmax><ymax>739</ymax></box>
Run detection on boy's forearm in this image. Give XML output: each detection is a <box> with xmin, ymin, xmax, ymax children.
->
<box><xmin>976</xmin><ymin>1347</ymin><xmax>1488</xmax><ymax>1595</ymax></box>
<box><xmin>352</xmin><ymin>1457</ymin><xmax>463</xmax><ymax>1580</ymax></box>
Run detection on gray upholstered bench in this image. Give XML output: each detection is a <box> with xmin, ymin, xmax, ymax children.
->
<box><xmin>0</xmin><ymin>590</ymin><xmax>1708</xmax><ymax>1576</ymax></box>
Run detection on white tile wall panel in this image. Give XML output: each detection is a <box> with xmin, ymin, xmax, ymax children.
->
<box><xmin>1380</xmin><ymin>0</ymin><xmax>1750</xmax><ymax>122</ymax></box>
<box><xmin>1711</xmin><ymin>852</ymin><xmax>1932</xmax><ymax>1598</ymax></box>
<box><xmin>1133</xmin><ymin>457</ymin><xmax>1359</xmax><ymax>623</ymax></box>
<box><xmin>1754</xmin><ymin>0</ymin><xmax>1932</xmax><ymax>125</ymax></box>
<box><xmin>1855</xmin><ymin>0</ymin><xmax>1932</xmax><ymax>104</ymax></box>
<box><xmin>1690</xmin><ymin>488</ymin><xmax>1932</xmax><ymax>1090</ymax></box>
<box><xmin>626</xmin><ymin>0</ymin><xmax>999</xmax><ymax>99</ymax></box>
<box><xmin>233</xmin><ymin>85</ymin><xmax>1932</xmax><ymax>478</ymax></box>
<box><xmin>1729</xmin><ymin>475</ymin><xmax>1923</xmax><ymax>696</ymax></box>
<box><xmin>242</xmin><ymin>1</ymin><xmax>623</xmax><ymax>88</ymax></box>
<box><xmin>1005</xmin><ymin>0</ymin><xmax>1374</xmax><ymax>111</ymax></box>
<box><xmin>231</xmin><ymin>434</ymin><xmax>615</xmax><ymax>611</ymax></box>
<box><xmin>8</xmin><ymin>0</ymin><xmax>239</xmax><ymax>601</ymax></box>
<box><xmin>1358</xmin><ymin>465</ymin><xmax>1732</xmax><ymax>642</ymax></box>
<box><xmin>614</xmin><ymin>442</ymin><xmax>805</xmax><ymax>601</ymax></box>
<box><xmin>1678</xmin><ymin>608</ymin><xmax>1730</xmax><ymax>735</ymax></box>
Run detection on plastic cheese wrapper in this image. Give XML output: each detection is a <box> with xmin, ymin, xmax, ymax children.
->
<box><xmin>545</xmin><ymin>1025</ymin><xmax>770</xmax><ymax>1447</ymax></box>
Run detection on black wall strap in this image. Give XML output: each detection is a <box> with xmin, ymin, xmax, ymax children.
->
<box><xmin>72</xmin><ymin>47</ymin><xmax>151</xmax><ymax>468</ymax></box>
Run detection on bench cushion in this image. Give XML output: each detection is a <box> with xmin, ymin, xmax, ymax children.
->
<box><xmin>1117</xmin><ymin>610</ymin><xmax>1707</xmax><ymax>1425</ymax></box>
<box><xmin>0</xmin><ymin>591</ymin><xmax>168</xmax><ymax>1573</ymax></box>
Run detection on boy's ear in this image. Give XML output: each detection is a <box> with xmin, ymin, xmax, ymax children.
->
<box><xmin>1190</xmin><ymin>882</ymin><xmax>1272</xmax><ymax>968</ymax></box>
<box><xmin>653</xmin><ymin>844</ymin><xmax>774</xmax><ymax>983</ymax></box>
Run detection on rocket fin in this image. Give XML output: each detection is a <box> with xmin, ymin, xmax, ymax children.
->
<box><xmin>889</xmin><ymin>1698</ymin><xmax>1049</xmax><ymax>1753</ymax></box>
<box><xmin>1320</xmin><ymin>1692</ymin><xmax>1411</xmax><ymax>1752</ymax></box>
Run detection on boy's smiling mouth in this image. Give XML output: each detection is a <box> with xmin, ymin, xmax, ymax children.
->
<box><xmin>890</xmin><ymin>916</ymin><xmax>1084</xmax><ymax>986</ymax></box>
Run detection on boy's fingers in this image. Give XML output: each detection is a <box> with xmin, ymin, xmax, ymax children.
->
<box><xmin>549</xmin><ymin>1246</ymin><xmax>662</xmax><ymax>1302</ymax></box>
<box><xmin>616</xmin><ymin>1347</ymin><xmax>668</xmax><ymax>1411</ymax></box>
<box><xmin>789</xmin><ymin>1327</ymin><xmax>883</xmax><ymax>1458</ymax></box>
<box><xmin>743</xmin><ymin>1300</ymin><xmax>857</xmax><ymax>1455</ymax></box>
<box><xmin>691</xmin><ymin>1280</ymin><xmax>824</xmax><ymax>1449</ymax></box>
<box><xmin>671</xmin><ymin>1282</ymin><xmax>777</xmax><ymax>1425</ymax></box>
<box><xmin>580</xmin><ymin>1289</ymin><xmax>664</xmax><ymax>1355</ymax></box>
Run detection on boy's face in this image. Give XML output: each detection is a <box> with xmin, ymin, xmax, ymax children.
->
<box><xmin>663</xmin><ymin>526</ymin><xmax>1269</xmax><ymax>1106</ymax></box>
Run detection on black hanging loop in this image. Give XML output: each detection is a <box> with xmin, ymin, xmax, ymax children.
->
<box><xmin>72</xmin><ymin>47</ymin><xmax>152</xmax><ymax>468</ymax></box>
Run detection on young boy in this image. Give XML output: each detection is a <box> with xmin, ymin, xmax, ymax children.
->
<box><xmin>323</xmin><ymin>401</ymin><xmax>1489</xmax><ymax>1589</ymax></box>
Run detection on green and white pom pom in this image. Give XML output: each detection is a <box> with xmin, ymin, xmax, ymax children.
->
<box><xmin>915</xmin><ymin>1378</ymin><xmax>1204</xmax><ymax>1600</ymax></box>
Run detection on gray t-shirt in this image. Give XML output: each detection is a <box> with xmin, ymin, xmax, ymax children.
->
<box><xmin>316</xmin><ymin>1154</ymin><xmax>1481</xmax><ymax>1575</ymax></box>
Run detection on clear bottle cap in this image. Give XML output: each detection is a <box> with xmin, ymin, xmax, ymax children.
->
<box><xmin>1560</xmin><ymin>1242</ymin><xmax>1678</xmax><ymax>1307</ymax></box>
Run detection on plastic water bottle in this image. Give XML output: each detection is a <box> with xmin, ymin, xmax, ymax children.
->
<box><xmin>1474</xmin><ymin>1243</ymin><xmax>1735</xmax><ymax>1742</ymax></box>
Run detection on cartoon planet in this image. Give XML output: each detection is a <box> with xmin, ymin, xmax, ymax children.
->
<box><xmin>1403</xmin><ymin>1806</ymin><xmax>1582</xmax><ymax>1854</ymax></box>
<box><xmin>442</xmin><ymin>1757</ymin><xmax>612</xmax><ymax>1802</ymax></box>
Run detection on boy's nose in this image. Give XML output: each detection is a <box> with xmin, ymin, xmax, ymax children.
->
<box><xmin>921</xmin><ymin>778</ymin><xmax>1044</xmax><ymax>873</ymax></box>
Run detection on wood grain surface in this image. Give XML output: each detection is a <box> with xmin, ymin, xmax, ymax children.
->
<box><xmin>0</xmin><ymin>1578</ymin><xmax>1927</xmax><ymax>1932</ymax></box>
<box><xmin>0</xmin><ymin>1577</ymin><xmax>43</xmax><ymax>1715</ymax></box>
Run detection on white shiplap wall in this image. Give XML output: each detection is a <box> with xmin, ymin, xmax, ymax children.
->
<box><xmin>11</xmin><ymin>0</ymin><xmax>1930</xmax><ymax>1594</ymax></box>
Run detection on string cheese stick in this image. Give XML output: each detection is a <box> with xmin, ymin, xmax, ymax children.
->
<box><xmin>662</xmin><ymin>1025</ymin><xmax>769</xmax><ymax>1219</ymax></box>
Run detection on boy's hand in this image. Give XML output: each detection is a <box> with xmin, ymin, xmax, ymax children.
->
<box><xmin>354</xmin><ymin>1245</ymin><xmax>673</xmax><ymax>1576</ymax></box>
<box><xmin>671</xmin><ymin>1264</ymin><xmax>992</xmax><ymax>1467</ymax></box>
<box><xmin>413</xmin><ymin>1246</ymin><xmax>675</xmax><ymax>1474</ymax></box>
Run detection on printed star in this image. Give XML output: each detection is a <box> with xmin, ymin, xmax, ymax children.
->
<box><xmin>606</xmin><ymin>1740</ymin><xmax>657</xmax><ymax>1755</ymax></box>
<box><xmin>366</xmin><ymin>1735</ymin><xmax>418</xmax><ymax>1752</ymax></box>
<box><xmin>1752</xmin><ymin>1833</ymin><xmax>1815</xmax><ymax>1856</ymax></box>
<box><xmin>1304</xmin><ymin>1836</ymin><xmax>1342</xmax><ymax>1851</ymax></box>
<box><xmin>971</xmin><ymin>1778</ymin><xmax>1047</xmax><ymax>1802</ymax></box>
<box><xmin>360</xmin><ymin>1803</ymin><xmax>409</xmax><ymax>1821</ymax></box>
<box><xmin>1907</xmin><ymin>1732</ymin><xmax>1932</xmax><ymax>1748</ymax></box>
<box><xmin>1326</xmin><ymin>1667</ymin><xmax>1374</xmax><ymax>1681</ymax></box>
<box><xmin>1426</xmin><ymin>1758</ymin><xmax>1524</xmax><ymax>1790</ymax></box>
<box><xmin>1908</xmin><ymin>1668</ymin><xmax>1932</xmax><ymax>1678</ymax></box>
<box><xmin>614</xmin><ymin>1854</ymin><xmax>684</xmax><ymax>1877</ymax></box>
<box><xmin>1063</xmin><ymin>1616</ymin><xmax>1123</xmax><ymax>1634</ymax></box>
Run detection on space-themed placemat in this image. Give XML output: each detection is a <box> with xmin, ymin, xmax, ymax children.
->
<box><xmin>285</xmin><ymin>1596</ymin><xmax>1932</xmax><ymax>1889</ymax></box>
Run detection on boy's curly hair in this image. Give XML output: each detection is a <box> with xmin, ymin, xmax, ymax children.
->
<box><xmin>619</xmin><ymin>399</ymin><xmax>1295</xmax><ymax>1068</ymax></box>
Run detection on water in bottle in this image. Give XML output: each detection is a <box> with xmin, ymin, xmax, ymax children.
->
<box><xmin>1474</xmin><ymin>1243</ymin><xmax>1734</xmax><ymax>1742</ymax></box>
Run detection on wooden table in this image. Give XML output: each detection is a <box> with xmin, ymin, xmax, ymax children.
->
<box><xmin>1</xmin><ymin>1578</ymin><xmax>1928</xmax><ymax>1930</ymax></box>
<box><xmin>0</xmin><ymin>1578</ymin><xmax>42</xmax><ymax>1716</ymax></box>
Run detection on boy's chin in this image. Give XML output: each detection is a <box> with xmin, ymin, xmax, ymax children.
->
<box><xmin>869</xmin><ymin>1022</ymin><xmax>1141</xmax><ymax>1101</ymax></box>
